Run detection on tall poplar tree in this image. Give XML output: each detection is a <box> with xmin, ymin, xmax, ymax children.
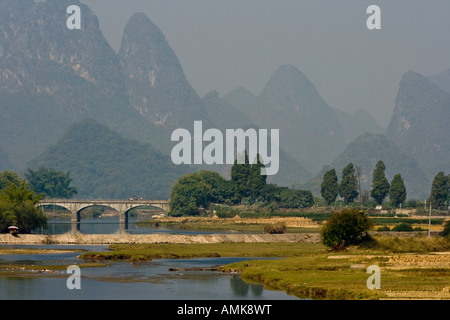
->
<box><xmin>339</xmin><ymin>163</ymin><xmax>359</xmax><ymax>204</ymax></box>
<box><xmin>389</xmin><ymin>174</ymin><xmax>407</xmax><ymax>207</ymax></box>
<box><xmin>321</xmin><ymin>168</ymin><xmax>339</xmax><ymax>205</ymax></box>
<box><xmin>370</xmin><ymin>160</ymin><xmax>390</xmax><ymax>205</ymax></box>
<box><xmin>248</xmin><ymin>154</ymin><xmax>267</xmax><ymax>203</ymax></box>
<box><xmin>230</xmin><ymin>151</ymin><xmax>251</xmax><ymax>201</ymax></box>
<box><xmin>430</xmin><ymin>171</ymin><xmax>448</xmax><ymax>209</ymax></box>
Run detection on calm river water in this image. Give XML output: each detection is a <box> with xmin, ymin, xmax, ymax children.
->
<box><xmin>0</xmin><ymin>217</ymin><xmax>299</xmax><ymax>300</ymax></box>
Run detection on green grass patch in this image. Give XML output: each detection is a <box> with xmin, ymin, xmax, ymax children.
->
<box><xmin>80</xmin><ymin>242</ymin><xmax>325</xmax><ymax>262</ymax></box>
<box><xmin>361</xmin><ymin>235</ymin><xmax>450</xmax><ymax>253</ymax></box>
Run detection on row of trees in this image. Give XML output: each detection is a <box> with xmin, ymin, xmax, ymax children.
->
<box><xmin>169</xmin><ymin>153</ymin><xmax>313</xmax><ymax>216</ymax></box>
<box><xmin>320</xmin><ymin>160</ymin><xmax>449</xmax><ymax>209</ymax></box>
<box><xmin>320</xmin><ymin>161</ymin><xmax>407</xmax><ymax>207</ymax></box>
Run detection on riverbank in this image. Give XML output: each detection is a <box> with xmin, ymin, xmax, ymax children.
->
<box><xmin>77</xmin><ymin>235</ymin><xmax>450</xmax><ymax>300</ymax></box>
<box><xmin>0</xmin><ymin>232</ymin><xmax>320</xmax><ymax>245</ymax></box>
<box><xmin>1</xmin><ymin>233</ymin><xmax>449</xmax><ymax>300</ymax></box>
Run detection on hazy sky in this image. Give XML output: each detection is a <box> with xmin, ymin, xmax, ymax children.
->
<box><xmin>81</xmin><ymin>0</ymin><xmax>450</xmax><ymax>127</ymax></box>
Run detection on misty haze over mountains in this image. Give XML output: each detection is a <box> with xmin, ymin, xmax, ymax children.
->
<box><xmin>0</xmin><ymin>0</ymin><xmax>449</xmax><ymax>200</ymax></box>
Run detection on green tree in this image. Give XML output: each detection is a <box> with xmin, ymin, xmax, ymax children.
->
<box><xmin>230</xmin><ymin>151</ymin><xmax>251</xmax><ymax>202</ymax></box>
<box><xmin>389</xmin><ymin>174</ymin><xmax>407</xmax><ymax>207</ymax></box>
<box><xmin>196</xmin><ymin>170</ymin><xmax>227</xmax><ymax>204</ymax></box>
<box><xmin>0</xmin><ymin>171</ymin><xmax>22</xmax><ymax>190</ymax></box>
<box><xmin>430</xmin><ymin>171</ymin><xmax>448</xmax><ymax>209</ymax></box>
<box><xmin>0</xmin><ymin>181</ymin><xmax>47</xmax><ymax>233</ymax></box>
<box><xmin>248</xmin><ymin>154</ymin><xmax>267</xmax><ymax>204</ymax></box>
<box><xmin>370</xmin><ymin>160</ymin><xmax>390</xmax><ymax>205</ymax></box>
<box><xmin>278</xmin><ymin>188</ymin><xmax>313</xmax><ymax>209</ymax></box>
<box><xmin>320</xmin><ymin>168</ymin><xmax>339</xmax><ymax>205</ymax></box>
<box><xmin>320</xmin><ymin>208</ymin><xmax>373</xmax><ymax>250</ymax></box>
<box><xmin>169</xmin><ymin>173</ymin><xmax>208</xmax><ymax>217</ymax></box>
<box><xmin>339</xmin><ymin>163</ymin><xmax>359</xmax><ymax>204</ymax></box>
<box><xmin>169</xmin><ymin>170</ymin><xmax>231</xmax><ymax>216</ymax></box>
<box><xmin>26</xmin><ymin>167</ymin><xmax>78</xmax><ymax>199</ymax></box>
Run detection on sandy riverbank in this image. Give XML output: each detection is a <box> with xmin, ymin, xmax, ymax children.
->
<box><xmin>0</xmin><ymin>233</ymin><xmax>320</xmax><ymax>245</ymax></box>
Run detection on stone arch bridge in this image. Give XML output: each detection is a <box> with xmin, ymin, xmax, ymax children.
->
<box><xmin>38</xmin><ymin>199</ymin><xmax>169</xmax><ymax>233</ymax></box>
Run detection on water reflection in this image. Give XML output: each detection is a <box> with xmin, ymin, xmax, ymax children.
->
<box><xmin>42</xmin><ymin>217</ymin><xmax>234</xmax><ymax>235</ymax></box>
<box><xmin>230</xmin><ymin>276</ymin><xmax>263</xmax><ymax>297</ymax></box>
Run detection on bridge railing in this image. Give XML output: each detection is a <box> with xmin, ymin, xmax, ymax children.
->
<box><xmin>39</xmin><ymin>199</ymin><xmax>169</xmax><ymax>203</ymax></box>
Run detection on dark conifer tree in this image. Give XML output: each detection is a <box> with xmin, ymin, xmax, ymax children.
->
<box><xmin>370</xmin><ymin>160</ymin><xmax>390</xmax><ymax>205</ymax></box>
<box><xmin>430</xmin><ymin>171</ymin><xmax>448</xmax><ymax>209</ymax></box>
<box><xmin>389</xmin><ymin>174</ymin><xmax>407</xmax><ymax>207</ymax></box>
<box><xmin>321</xmin><ymin>168</ymin><xmax>339</xmax><ymax>205</ymax></box>
<box><xmin>339</xmin><ymin>163</ymin><xmax>359</xmax><ymax>204</ymax></box>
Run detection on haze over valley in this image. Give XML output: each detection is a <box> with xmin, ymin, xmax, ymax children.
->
<box><xmin>1</xmin><ymin>0</ymin><xmax>449</xmax><ymax>200</ymax></box>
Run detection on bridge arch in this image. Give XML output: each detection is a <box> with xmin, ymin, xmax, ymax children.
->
<box><xmin>38</xmin><ymin>199</ymin><xmax>170</xmax><ymax>234</ymax></box>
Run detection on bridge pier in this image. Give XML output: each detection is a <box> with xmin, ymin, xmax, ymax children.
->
<box><xmin>119</xmin><ymin>211</ymin><xmax>128</xmax><ymax>234</ymax></box>
<box><xmin>71</xmin><ymin>211</ymin><xmax>81</xmax><ymax>234</ymax></box>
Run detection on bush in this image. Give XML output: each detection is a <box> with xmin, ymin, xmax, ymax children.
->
<box><xmin>392</xmin><ymin>223</ymin><xmax>414</xmax><ymax>232</ymax></box>
<box><xmin>441</xmin><ymin>220</ymin><xmax>450</xmax><ymax>238</ymax></box>
<box><xmin>263</xmin><ymin>222</ymin><xmax>287</xmax><ymax>234</ymax></box>
<box><xmin>320</xmin><ymin>208</ymin><xmax>373</xmax><ymax>250</ymax></box>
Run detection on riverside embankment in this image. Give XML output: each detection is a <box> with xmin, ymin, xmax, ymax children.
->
<box><xmin>0</xmin><ymin>233</ymin><xmax>320</xmax><ymax>245</ymax></box>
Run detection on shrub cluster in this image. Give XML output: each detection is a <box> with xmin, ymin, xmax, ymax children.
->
<box><xmin>263</xmin><ymin>222</ymin><xmax>287</xmax><ymax>234</ymax></box>
<box><xmin>441</xmin><ymin>220</ymin><xmax>450</xmax><ymax>238</ymax></box>
<box><xmin>320</xmin><ymin>208</ymin><xmax>373</xmax><ymax>250</ymax></box>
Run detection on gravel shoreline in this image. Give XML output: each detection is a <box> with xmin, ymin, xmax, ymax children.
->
<box><xmin>0</xmin><ymin>233</ymin><xmax>320</xmax><ymax>245</ymax></box>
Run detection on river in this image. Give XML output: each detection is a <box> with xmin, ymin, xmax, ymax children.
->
<box><xmin>42</xmin><ymin>216</ymin><xmax>238</xmax><ymax>235</ymax></box>
<box><xmin>0</xmin><ymin>217</ymin><xmax>300</xmax><ymax>300</ymax></box>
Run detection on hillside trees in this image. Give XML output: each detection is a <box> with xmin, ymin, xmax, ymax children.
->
<box><xmin>26</xmin><ymin>167</ymin><xmax>78</xmax><ymax>199</ymax></box>
<box><xmin>0</xmin><ymin>171</ymin><xmax>22</xmax><ymax>189</ymax></box>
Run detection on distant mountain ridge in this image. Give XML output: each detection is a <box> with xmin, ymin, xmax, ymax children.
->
<box><xmin>0</xmin><ymin>1</ymin><xmax>448</xmax><ymax>202</ymax></box>
<box><xmin>386</xmin><ymin>71</ymin><xmax>450</xmax><ymax>178</ymax></box>
<box><xmin>118</xmin><ymin>12</ymin><xmax>210</xmax><ymax>132</ymax></box>
<box><xmin>332</xmin><ymin>108</ymin><xmax>384</xmax><ymax>144</ymax></box>
<box><xmin>429</xmin><ymin>67</ymin><xmax>450</xmax><ymax>93</ymax></box>
<box><xmin>222</xmin><ymin>65</ymin><xmax>385</xmax><ymax>174</ymax></box>
<box><xmin>0</xmin><ymin>0</ymin><xmax>159</xmax><ymax>170</ymax></box>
